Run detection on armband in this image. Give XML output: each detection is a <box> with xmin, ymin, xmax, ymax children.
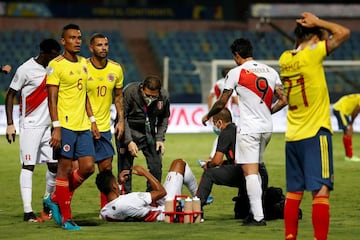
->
<box><xmin>52</xmin><ymin>121</ymin><xmax>60</xmax><ymax>128</ymax></box>
<box><xmin>89</xmin><ymin>116</ymin><xmax>96</xmax><ymax>123</ymax></box>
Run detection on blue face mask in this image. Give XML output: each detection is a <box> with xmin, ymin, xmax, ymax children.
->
<box><xmin>212</xmin><ymin>120</ymin><xmax>222</xmax><ymax>135</ymax></box>
<box><xmin>212</xmin><ymin>126</ymin><xmax>221</xmax><ymax>135</ymax></box>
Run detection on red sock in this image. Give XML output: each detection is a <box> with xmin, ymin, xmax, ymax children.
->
<box><xmin>69</xmin><ymin>169</ymin><xmax>85</xmax><ymax>192</ymax></box>
<box><xmin>54</xmin><ymin>178</ymin><xmax>72</xmax><ymax>223</ymax></box>
<box><xmin>312</xmin><ymin>196</ymin><xmax>330</xmax><ymax>240</ymax></box>
<box><xmin>343</xmin><ymin>135</ymin><xmax>353</xmax><ymax>158</ymax></box>
<box><xmin>100</xmin><ymin>192</ymin><xmax>107</xmax><ymax>209</ymax></box>
<box><xmin>284</xmin><ymin>192</ymin><xmax>303</xmax><ymax>240</ymax></box>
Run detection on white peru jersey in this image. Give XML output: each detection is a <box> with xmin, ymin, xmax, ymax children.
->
<box><xmin>9</xmin><ymin>58</ymin><xmax>50</xmax><ymax>128</ymax></box>
<box><xmin>224</xmin><ymin>60</ymin><xmax>281</xmax><ymax>134</ymax></box>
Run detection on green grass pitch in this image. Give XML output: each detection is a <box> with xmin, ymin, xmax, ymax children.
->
<box><xmin>0</xmin><ymin>132</ymin><xmax>360</xmax><ymax>239</ymax></box>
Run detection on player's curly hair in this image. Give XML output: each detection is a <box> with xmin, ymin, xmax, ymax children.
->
<box><xmin>39</xmin><ymin>38</ymin><xmax>61</xmax><ymax>54</ymax></box>
<box><xmin>95</xmin><ymin>169</ymin><xmax>115</xmax><ymax>195</ymax></box>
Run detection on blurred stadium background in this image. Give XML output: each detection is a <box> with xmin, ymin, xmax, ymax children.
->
<box><xmin>0</xmin><ymin>0</ymin><xmax>359</xmax><ymax>104</ymax></box>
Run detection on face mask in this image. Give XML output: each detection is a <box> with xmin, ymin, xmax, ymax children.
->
<box><xmin>212</xmin><ymin>120</ymin><xmax>222</xmax><ymax>135</ymax></box>
<box><xmin>212</xmin><ymin>125</ymin><xmax>221</xmax><ymax>136</ymax></box>
<box><xmin>143</xmin><ymin>95</ymin><xmax>158</xmax><ymax>106</ymax></box>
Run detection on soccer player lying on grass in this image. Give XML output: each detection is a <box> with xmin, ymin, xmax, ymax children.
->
<box><xmin>95</xmin><ymin>158</ymin><xmax>198</xmax><ymax>221</ymax></box>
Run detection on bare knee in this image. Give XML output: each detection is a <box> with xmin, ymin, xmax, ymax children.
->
<box><xmin>97</xmin><ymin>158</ymin><xmax>113</xmax><ymax>172</ymax></box>
<box><xmin>78</xmin><ymin>157</ymin><xmax>95</xmax><ymax>178</ymax></box>
<box><xmin>168</xmin><ymin>158</ymin><xmax>186</xmax><ymax>174</ymax></box>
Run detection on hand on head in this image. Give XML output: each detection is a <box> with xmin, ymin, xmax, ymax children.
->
<box><xmin>296</xmin><ymin>12</ymin><xmax>319</xmax><ymax>28</ymax></box>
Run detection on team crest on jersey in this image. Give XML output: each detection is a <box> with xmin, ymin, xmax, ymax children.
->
<box><xmin>108</xmin><ymin>74</ymin><xmax>115</xmax><ymax>82</ymax></box>
<box><xmin>83</xmin><ymin>66</ymin><xmax>88</xmax><ymax>74</ymax></box>
<box><xmin>63</xmin><ymin>144</ymin><xmax>71</xmax><ymax>152</ymax></box>
<box><xmin>25</xmin><ymin>154</ymin><xmax>31</xmax><ymax>161</ymax></box>
<box><xmin>157</xmin><ymin>101</ymin><xmax>163</xmax><ymax>110</ymax></box>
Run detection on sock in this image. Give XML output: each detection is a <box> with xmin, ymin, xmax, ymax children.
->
<box><xmin>44</xmin><ymin>170</ymin><xmax>56</xmax><ymax>198</ymax></box>
<box><xmin>20</xmin><ymin>169</ymin><xmax>33</xmax><ymax>213</ymax></box>
<box><xmin>284</xmin><ymin>192</ymin><xmax>303</xmax><ymax>240</ymax></box>
<box><xmin>54</xmin><ymin>178</ymin><xmax>72</xmax><ymax>223</ymax></box>
<box><xmin>183</xmin><ymin>162</ymin><xmax>198</xmax><ymax>197</ymax></box>
<box><xmin>100</xmin><ymin>192</ymin><xmax>107</xmax><ymax>209</ymax></box>
<box><xmin>312</xmin><ymin>196</ymin><xmax>330</xmax><ymax>240</ymax></box>
<box><xmin>69</xmin><ymin>169</ymin><xmax>85</xmax><ymax>192</ymax></box>
<box><xmin>343</xmin><ymin>135</ymin><xmax>353</xmax><ymax>158</ymax></box>
<box><xmin>245</xmin><ymin>174</ymin><xmax>264</xmax><ymax>221</ymax></box>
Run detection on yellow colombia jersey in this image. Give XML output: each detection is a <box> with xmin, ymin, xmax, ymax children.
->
<box><xmin>279</xmin><ymin>40</ymin><xmax>332</xmax><ymax>141</ymax></box>
<box><xmin>86</xmin><ymin>59</ymin><xmax>124</xmax><ymax>132</ymax></box>
<box><xmin>46</xmin><ymin>55</ymin><xmax>90</xmax><ymax>131</ymax></box>
<box><xmin>333</xmin><ymin>94</ymin><xmax>360</xmax><ymax>115</ymax></box>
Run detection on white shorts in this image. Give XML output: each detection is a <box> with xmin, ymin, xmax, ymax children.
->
<box><xmin>162</xmin><ymin>171</ymin><xmax>184</xmax><ymax>200</ymax></box>
<box><xmin>235</xmin><ymin>132</ymin><xmax>272</xmax><ymax>164</ymax></box>
<box><xmin>19</xmin><ymin>126</ymin><xmax>57</xmax><ymax>166</ymax></box>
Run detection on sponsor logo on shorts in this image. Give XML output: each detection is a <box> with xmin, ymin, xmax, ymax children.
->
<box><xmin>63</xmin><ymin>144</ymin><xmax>71</xmax><ymax>152</ymax></box>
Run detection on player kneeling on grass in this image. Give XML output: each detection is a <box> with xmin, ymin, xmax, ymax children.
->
<box><xmin>96</xmin><ymin>158</ymin><xmax>198</xmax><ymax>221</ymax></box>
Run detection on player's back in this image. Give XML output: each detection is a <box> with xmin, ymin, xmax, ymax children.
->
<box><xmin>226</xmin><ymin>60</ymin><xmax>280</xmax><ymax>134</ymax></box>
<box><xmin>279</xmin><ymin>40</ymin><xmax>331</xmax><ymax>141</ymax></box>
<box><xmin>333</xmin><ymin>94</ymin><xmax>360</xmax><ymax>115</ymax></box>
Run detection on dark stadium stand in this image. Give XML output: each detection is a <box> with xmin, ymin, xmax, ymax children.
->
<box><xmin>0</xmin><ymin>30</ymin><xmax>141</xmax><ymax>95</ymax></box>
<box><xmin>0</xmin><ymin>29</ymin><xmax>358</xmax><ymax>103</ymax></box>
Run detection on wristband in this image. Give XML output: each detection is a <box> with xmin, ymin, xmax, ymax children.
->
<box><xmin>89</xmin><ymin>116</ymin><xmax>96</xmax><ymax>123</ymax></box>
<box><xmin>52</xmin><ymin>121</ymin><xmax>60</xmax><ymax>128</ymax></box>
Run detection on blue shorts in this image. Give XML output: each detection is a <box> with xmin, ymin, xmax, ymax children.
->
<box><xmin>285</xmin><ymin>128</ymin><xmax>334</xmax><ymax>192</ymax></box>
<box><xmin>54</xmin><ymin>128</ymin><xmax>95</xmax><ymax>160</ymax></box>
<box><xmin>94</xmin><ymin>130</ymin><xmax>115</xmax><ymax>162</ymax></box>
<box><xmin>333</xmin><ymin>109</ymin><xmax>350</xmax><ymax>132</ymax></box>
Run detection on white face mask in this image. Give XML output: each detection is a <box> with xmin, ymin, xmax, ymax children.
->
<box><xmin>143</xmin><ymin>95</ymin><xmax>157</xmax><ymax>106</ymax></box>
<box><xmin>142</xmin><ymin>88</ymin><xmax>159</xmax><ymax>106</ymax></box>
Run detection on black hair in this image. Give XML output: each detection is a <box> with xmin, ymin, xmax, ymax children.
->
<box><xmin>294</xmin><ymin>23</ymin><xmax>323</xmax><ymax>44</ymax></box>
<box><xmin>39</xmin><ymin>38</ymin><xmax>61</xmax><ymax>54</ymax></box>
<box><xmin>95</xmin><ymin>169</ymin><xmax>115</xmax><ymax>195</ymax></box>
<box><xmin>221</xmin><ymin>67</ymin><xmax>231</xmax><ymax>78</ymax></box>
<box><xmin>230</xmin><ymin>38</ymin><xmax>253</xmax><ymax>59</ymax></box>
<box><xmin>213</xmin><ymin>107</ymin><xmax>232</xmax><ymax>123</ymax></box>
<box><xmin>89</xmin><ymin>32</ymin><xmax>107</xmax><ymax>45</ymax></box>
<box><xmin>61</xmin><ymin>23</ymin><xmax>81</xmax><ymax>38</ymax></box>
<box><xmin>142</xmin><ymin>75</ymin><xmax>162</xmax><ymax>91</ymax></box>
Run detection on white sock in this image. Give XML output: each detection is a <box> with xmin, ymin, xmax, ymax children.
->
<box><xmin>20</xmin><ymin>169</ymin><xmax>33</xmax><ymax>213</ymax></box>
<box><xmin>44</xmin><ymin>170</ymin><xmax>56</xmax><ymax>198</ymax></box>
<box><xmin>245</xmin><ymin>174</ymin><xmax>264</xmax><ymax>221</ymax></box>
<box><xmin>183</xmin><ymin>162</ymin><xmax>198</xmax><ymax>197</ymax></box>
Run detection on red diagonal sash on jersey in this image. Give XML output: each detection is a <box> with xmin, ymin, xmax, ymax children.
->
<box><xmin>238</xmin><ymin>69</ymin><xmax>273</xmax><ymax>110</ymax></box>
<box><xmin>214</xmin><ymin>84</ymin><xmax>221</xmax><ymax>99</ymax></box>
<box><xmin>24</xmin><ymin>77</ymin><xmax>48</xmax><ymax>116</ymax></box>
